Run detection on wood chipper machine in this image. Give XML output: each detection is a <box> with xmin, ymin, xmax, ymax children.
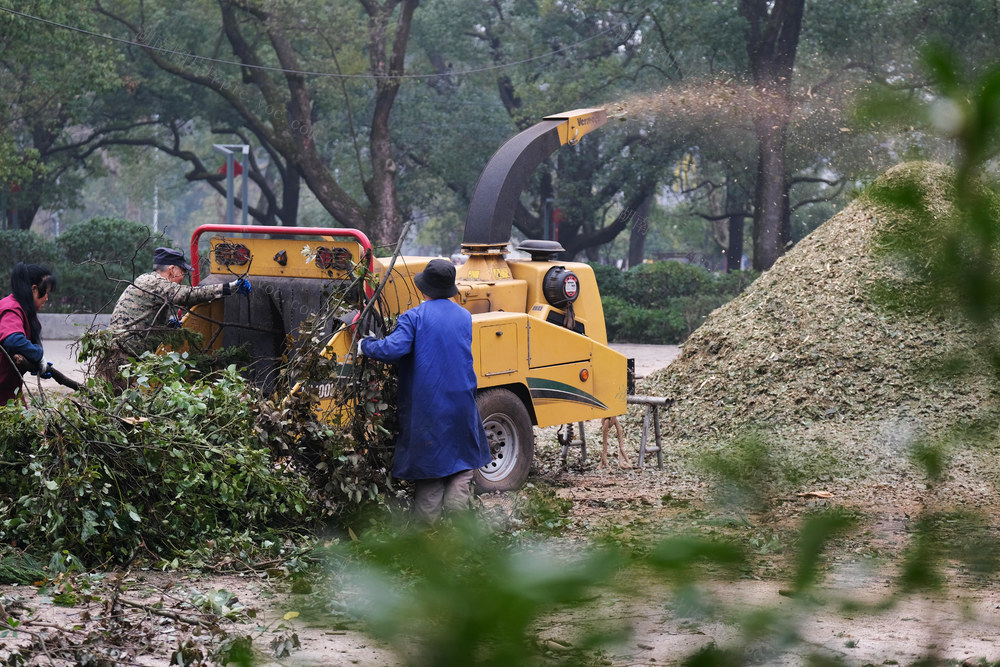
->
<box><xmin>181</xmin><ymin>108</ymin><xmax>630</xmax><ymax>492</ymax></box>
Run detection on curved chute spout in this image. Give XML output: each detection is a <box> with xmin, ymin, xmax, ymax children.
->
<box><xmin>461</xmin><ymin>108</ymin><xmax>607</xmax><ymax>252</ymax></box>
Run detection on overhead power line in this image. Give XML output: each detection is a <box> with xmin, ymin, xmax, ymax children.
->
<box><xmin>0</xmin><ymin>5</ymin><xmax>627</xmax><ymax>81</ymax></box>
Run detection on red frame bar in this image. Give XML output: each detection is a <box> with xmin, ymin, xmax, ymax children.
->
<box><xmin>189</xmin><ymin>224</ymin><xmax>374</xmax><ymax>286</ymax></box>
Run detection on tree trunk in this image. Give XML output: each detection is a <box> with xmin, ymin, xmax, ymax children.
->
<box><xmin>362</xmin><ymin>0</ymin><xmax>418</xmax><ymax>246</ymax></box>
<box><xmin>627</xmin><ymin>193</ymin><xmax>654</xmax><ymax>269</ymax></box>
<box><xmin>725</xmin><ymin>172</ymin><xmax>749</xmax><ymax>272</ymax></box>
<box><xmin>751</xmin><ymin>119</ymin><xmax>788</xmax><ymax>270</ymax></box>
<box><xmin>726</xmin><ymin>211</ymin><xmax>743</xmax><ymax>272</ymax></box>
<box><xmin>279</xmin><ymin>163</ymin><xmax>301</xmax><ymax>227</ymax></box>
<box><xmin>741</xmin><ymin>0</ymin><xmax>804</xmax><ymax>271</ymax></box>
<box><xmin>14</xmin><ymin>203</ymin><xmax>38</xmax><ymax>231</ymax></box>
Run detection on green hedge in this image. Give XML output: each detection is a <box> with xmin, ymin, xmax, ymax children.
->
<box><xmin>592</xmin><ymin>262</ymin><xmax>758</xmax><ymax>344</ymax></box>
<box><xmin>0</xmin><ymin>218</ymin><xmax>159</xmax><ymax>313</ymax></box>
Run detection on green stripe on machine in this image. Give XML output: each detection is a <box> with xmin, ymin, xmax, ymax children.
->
<box><xmin>526</xmin><ymin>377</ymin><xmax>608</xmax><ymax>410</ymax></box>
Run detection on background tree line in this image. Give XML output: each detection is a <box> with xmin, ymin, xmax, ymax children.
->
<box><xmin>3</xmin><ymin>0</ymin><xmax>1000</xmax><ymax>273</ymax></box>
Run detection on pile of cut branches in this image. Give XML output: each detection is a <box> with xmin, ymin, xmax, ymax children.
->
<box><xmin>0</xmin><ymin>264</ymin><xmax>403</xmax><ymax>568</ymax></box>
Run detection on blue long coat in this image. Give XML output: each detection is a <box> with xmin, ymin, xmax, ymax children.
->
<box><xmin>361</xmin><ymin>298</ymin><xmax>491</xmax><ymax>480</ymax></box>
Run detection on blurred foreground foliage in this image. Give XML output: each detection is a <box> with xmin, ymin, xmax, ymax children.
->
<box><xmin>864</xmin><ymin>46</ymin><xmax>1000</xmax><ymax>376</ymax></box>
<box><xmin>308</xmin><ymin>499</ymin><xmax>889</xmax><ymax>666</ymax></box>
<box><xmin>861</xmin><ymin>47</ymin><xmax>1000</xmax><ymax>595</ymax></box>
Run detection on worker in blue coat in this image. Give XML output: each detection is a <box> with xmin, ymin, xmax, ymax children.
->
<box><xmin>360</xmin><ymin>259</ymin><xmax>491</xmax><ymax>524</ymax></box>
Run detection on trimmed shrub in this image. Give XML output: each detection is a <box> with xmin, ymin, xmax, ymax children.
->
<box><xmin>0</xmin><ymin>229</ymin><xmax>61</xmax><ymax>271</ymax></box>
<box><xmin>590</xmin><ymin>261</ymin><xmax>626</xmax><ymax>299</ymax></box>
<box><xmin>601</xmin><ymin>295</ymin><xmax>630</xmax><ymax>342</ymax></box>
<box><xmin>56</xmin><ymin>217</ymin><xmax>160</xmax><ymax>312</ymax></box>
<box><xmin>0</xmin><ymin>218</ymin><xmax>161</xmax><ymax>313</ymax></box>
<box><xmin>593</xmin><ymin>261</ymin><xmax>759</xmax><ymax>344</ymax></box>
<box><xmin>623</xmin><ymin>261</ymin><xmax>712</xmax><ymax>309</ymax></box>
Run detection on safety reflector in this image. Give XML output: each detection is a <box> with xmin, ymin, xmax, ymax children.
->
<box><xmin>214</xmin><ymin>243</ymin><xmax>251</xmax><ymax>266</ymax></box>
<box><xmin>315</xmin><ymin>246</ymin><xmax>352</xmax><ymax>271</ymax></box>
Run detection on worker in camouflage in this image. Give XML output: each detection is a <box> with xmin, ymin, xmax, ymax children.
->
<box><xmin>109</xmin><ymin>247</ymin><xmax>251</xmax><ymax>331</ymax></box>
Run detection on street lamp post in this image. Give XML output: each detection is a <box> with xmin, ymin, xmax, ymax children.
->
<box><xmin>212</xmin><ymin>144</ymin><xmax>250</xmax><ymax>226</ymax></box>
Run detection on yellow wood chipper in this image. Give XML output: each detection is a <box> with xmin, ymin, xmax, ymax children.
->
<box><xmin>181</xmin><ymin>108</ymin><xmax>630</xmax><ymax>492</ymax></box>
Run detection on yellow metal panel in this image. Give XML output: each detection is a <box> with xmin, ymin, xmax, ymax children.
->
<box><xmin>208</xmin><ymin>237</ymin><xmax>362</xmax><ymax>279</ymax></box>
<box><xmin>590</xmin><ymin>342</ymin><xmax>629</xmax><ymax>417</ymax></box>
<box><xmin>312</xmin><ymin>326</ymin><xmax>360</xmax><ymax>424</ymax></box>
<box><xmin>471</xmin><ymin>310</ymin><xmax>625</xmax><ymax>426</ymax></box>
<box><xmin>478</xmin><ymin>321</ymin><xmax>519</xmax><ymax>378</ymax></box>
<box><xmin>527</xmin><ymin>318</ymin><xmax>592</xmax><ymax>369</ymax></box>
<box><xmin>472</xmin><ymin>312</ymin><xmax>528</xmax><ymax>387</ymax></box>
<box><xmin>372</xmin><ymin>257</ymin><xmax>530</xmax><ymax>318</ymax></box>
<box><xmin>181</xmin><ymin>299</ymin><xmax>225</xmax><ymax>350</ymax></box>
<box><xmin>543</xmin><ymin>108</ymin><xmax>608</xmax><ymax>146</ymax></box>
<box><xmin>525</xmin><ymin>340</ymin><xmax>627</xmax><ymax>428</ymax></box>
<box><xmin>526</xmin><ymin>362</ymin><xmax>607</xmax><ymax>427</ymax></box>
<box><xmin>373</xmin><ymin>256</ymin><xmax>431</xmax><ymax>315</ymax></box>
<box><xmin>455</xmin><ymin>280</ymin><xmax>528</xmax><ymax>315</ymax></box>
<box><xmin>563</xmin><ymin>263</ymin><xmax>608</xmax><ymax>344</ymax></box>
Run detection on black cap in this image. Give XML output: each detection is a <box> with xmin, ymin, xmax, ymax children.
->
<box><xmin>414</xmin><ymin>259</ymin><xmax>458</xmax><ymax>299</ymax></box>
<box><xmin>153</xmin><ymin>247</ymin><xmax>193</xmax><ymax>272</ymax></box>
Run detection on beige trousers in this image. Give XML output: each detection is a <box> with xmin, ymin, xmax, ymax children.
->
<box><xmin>413</xmin><ymin>470</ymin><xmax>474</xmax><ymax>524</ymax></box>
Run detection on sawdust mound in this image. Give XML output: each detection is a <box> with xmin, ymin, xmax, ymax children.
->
<box><xmin>636</xmin><ymin>162</ymin><xmax>1000</xmax><ymax>498</ymax></box>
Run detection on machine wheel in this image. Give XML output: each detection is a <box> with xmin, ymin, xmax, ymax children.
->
<box><xmin>474</xmin><ymin>389</ymin><xmax>535</xmax><ymax>493</ymax></box>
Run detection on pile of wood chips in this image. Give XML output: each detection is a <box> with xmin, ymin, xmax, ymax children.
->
<box><xmin>632</xmin><ymin>162</ymin><xmax>1000</xmax><ymax>507</ymax></box>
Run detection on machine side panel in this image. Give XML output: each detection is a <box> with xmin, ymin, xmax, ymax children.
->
<box><xmin>472</xmin><ymin>312</ymin><xmax>528</xmax><ymax>388</ymax></box>
<box><xmin>522</xmin><ymin>325</ymin><xmax>627</xmax><ymax>427</ymax></box>
<box><xmin>526</xmin><ymin>318</ymin><xmax>593</xmax><ymax>369</ymax></box>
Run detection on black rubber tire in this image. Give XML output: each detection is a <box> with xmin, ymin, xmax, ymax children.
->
<box><xmin>473</xmin><ymin>388</ymin><xmax>535</xmax><ymax>493</ymax></box>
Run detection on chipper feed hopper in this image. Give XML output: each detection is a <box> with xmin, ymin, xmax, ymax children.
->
<box><xmin>182</xmin><ymin>108</ymin><xmax>630</xmax><ymax>492</ymax></box>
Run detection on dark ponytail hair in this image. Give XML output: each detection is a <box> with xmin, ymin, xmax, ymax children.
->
<box><xmin>11</xmin><ymin>262</ymin><xmax>55</xmax><ymax>343</ymax></box>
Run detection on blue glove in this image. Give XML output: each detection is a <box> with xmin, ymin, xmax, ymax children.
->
<box><xmin>166</xmin><ymin>316</ymin><xmax>182</xmax><ymax>329</ymax></box>
<box><xmin>37</xmin><ymin>359</ymin><xmax>53</xmax><ymax>379</ymax></box>
<box><xmin>235</xmin><ymin>277</ymin><xmax>252</xmax><ymax>296</ymax></box>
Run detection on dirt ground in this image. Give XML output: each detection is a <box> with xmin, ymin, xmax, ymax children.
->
<box><xmin>6</xmin><ymin>342</ymin><xmax>1000</xmax><ymax>665</ymax></box>
<box><xmin>528</xmin><ymin>457</ymin><xmax>1000</xmax><ymax>666</ymax></box>
<box><xmin>4</xmin><ymin>448</ymin><xmax>1000</xmax><ymax>666</ymax></box>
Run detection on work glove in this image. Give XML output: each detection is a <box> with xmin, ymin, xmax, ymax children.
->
<box><xmin>224</xmin><ymin>278</ymin><xmax>253</xmax><ymax>295</ymax></box>
<box><xmin>36</xmin><ymin>358</ymin><xmax>53</xmax><ymax>379</ymax></box>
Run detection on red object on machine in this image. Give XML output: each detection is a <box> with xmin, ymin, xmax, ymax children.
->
<box><xmin>188</xmin><ymin>225</ymin><xmax>375</xmax><ymax>294</ymax></box>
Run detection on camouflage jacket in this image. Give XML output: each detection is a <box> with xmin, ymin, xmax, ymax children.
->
<box><xmin>109</xmin><ymin>271</ymin><xmax>227</xmax><ymax>330</ymax></box>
